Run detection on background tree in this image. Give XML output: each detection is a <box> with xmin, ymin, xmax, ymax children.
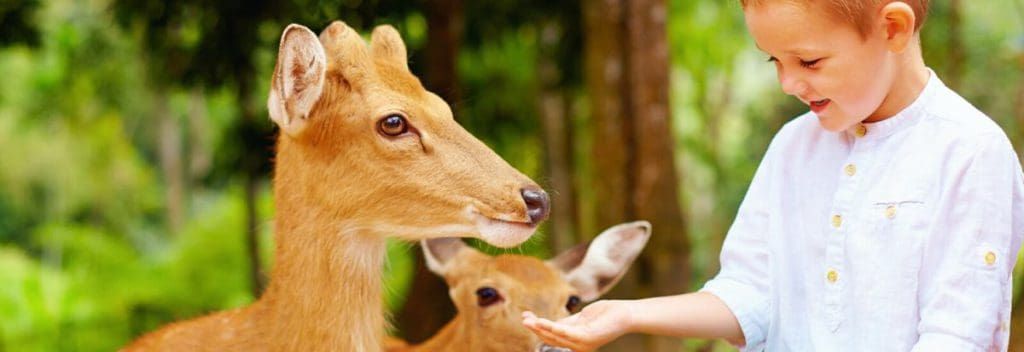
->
<box><xmin>0</xmin><ymin>1</ymin><xmax>1021</xmax><ymax>351</ymax></box>
<box><xmin>582</xmin><ymin>0</ymin><xmax>690</xmax><ymax>350</ymax></box>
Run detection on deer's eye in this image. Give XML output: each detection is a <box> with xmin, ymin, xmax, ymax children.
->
<box><xmin>475</xmin><ymin>287</ymin><xmax>503</xmax><ymax>307</ymax></box>
<box><xmin>565</xmin><ymin>295</ymin><xmax>582</xmax><ymax>312</ymax></box>
<box><xmin>378</xmin><ymin>114</ymin><xmax>408</xmax><ymax>136</ymax></box>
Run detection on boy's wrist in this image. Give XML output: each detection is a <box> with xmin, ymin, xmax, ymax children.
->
<box><xmin>616</xmin><ymin>299</ymin><xmax>639</xmax><ymax>334</ymax></box>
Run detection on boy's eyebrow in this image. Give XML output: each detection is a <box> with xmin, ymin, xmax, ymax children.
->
<box><xmin>755</xmin><ymin>43</ymin><xmax>823</xmax><ymax>56</ymax></box>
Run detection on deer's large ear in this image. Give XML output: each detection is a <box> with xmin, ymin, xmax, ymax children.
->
<box><xmin>548</xmin><ymin>221</ymin><xmax>651</xmax><ymax>302</ymax></box>
<box><xmin>422</xmin><ymin>238</ymin><xmax>470</xmax><ymax>276</ymax></box>
<box><xmin>267</xmin><ymin>24</ymin><xmax>326</xmax><ymax>137</ymax></box>
<box><xmin>370</xmin><ymin>25</ymin><xmax>409</xmax><ymax>71</ymax></box>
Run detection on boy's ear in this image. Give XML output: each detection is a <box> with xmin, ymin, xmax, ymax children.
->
<box><xmin>267</xmin><ymin>24</ymin><xmax>327</xmax><ymax>137</ymax></box>
<box><xmin>548</xmin><ymin>221</ymin><xmax>651</xmax><ymax>302</ymax></box>
<box><xmin>880</xmin><ymin>2</ymin><xmax>916</xmax><ymax>53</ymax></box>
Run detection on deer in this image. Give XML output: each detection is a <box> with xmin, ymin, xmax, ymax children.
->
<box><xmin>123</xmin><ymin>21</ymin><xmax>550</xmax><ymax>352</ymax></box>
<box><xmin>386</xmin><ymin>221</ymin><xmax>651</xmax><ymax>352</ymax></box>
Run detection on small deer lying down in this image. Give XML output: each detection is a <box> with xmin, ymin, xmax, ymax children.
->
<box><xmin>387</xmin><ymin>221</ymin><xmax>651</xmax><ymax>352</ymax></box>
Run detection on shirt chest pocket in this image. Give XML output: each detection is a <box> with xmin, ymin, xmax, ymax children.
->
<box><xmin>852</xmin><ymin>199</ymin><xmax>928</xmax><ymax>292</ymax></box>
<box><xmin>851</xmin><ymin>199</ymin><xmax>929</xmax><ymax>332</ymax></box>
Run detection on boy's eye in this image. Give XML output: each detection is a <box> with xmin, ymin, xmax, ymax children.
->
<box><xmin>766</xmin><ymin>56</ymin><xmax>778</xmax><ymax>63</ymax></box>
<box><xmin>799</xmin><ymin>58</ymin><xmax>822</xmax><ymax>68</ymax></box>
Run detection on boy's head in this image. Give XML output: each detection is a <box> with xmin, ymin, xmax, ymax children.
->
<box><xmin>742</xmin><ymin>0</ymin><xmax>931</xmax><ymax>132</ymax></box>
<box><xmin>741</xmin><ymin>1</ymin><xmax>929</xmax><ymax>38</ymax></box>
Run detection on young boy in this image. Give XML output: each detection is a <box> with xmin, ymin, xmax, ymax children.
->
<box><xmin>523</xmin><ymin>0</ymin><xmax>1024</xmax><ymax>350</ymax></box>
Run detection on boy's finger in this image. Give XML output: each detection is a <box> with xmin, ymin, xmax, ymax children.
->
<box><xmin>525</xmin><ymin>318</ymin><xmax>580</xmax><ymax>345</ymax></box>
<box><xmin>522</xmin><ymin>312</ymin><xmax>544</xmax><ymax>330</ymax></box>
<box><xmin>523</xmin><ymin>311</ymin><xmax>589</xmax><ymax>349</ymax></box>
<box><xmin>532</xmin><ymin>326</ymin><xmax>582</xmax><ymax>351</ymax></box>
<box><xmin>533</xmin><ymin>317</ymin><xmax>587</xmax><ymax>343</ymax></box>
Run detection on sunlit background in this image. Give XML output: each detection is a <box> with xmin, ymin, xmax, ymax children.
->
<box><xmin>0</xmin><ymin>0</ymin><xmax>1022</xmax><ymax>351</ymax></box>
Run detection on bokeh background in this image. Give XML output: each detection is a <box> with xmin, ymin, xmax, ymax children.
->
<box><xmin>1</xmin><ymin>0</ymin><xmax>1022</xmax><ymax>351</ymax></box>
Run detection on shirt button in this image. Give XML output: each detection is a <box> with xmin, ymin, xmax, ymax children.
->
<box><xmin>985</xmin><ymin>251</ymin><xmax>997</xmax><ymax>266</ymax></box>
<box><xmin>885</xmin><ymin>205</ymin><xmax>897</xmax><ymax>219</ymax></box>
<box><xmin>844</xmin><ymin>164</ymin><xmax>857</xmax><ymax>176</ymax></box>
<box><xmin>827</xmin><ymin>270</ymin><xmax>838</xmax><ymax>283</ymax></box>
<box><xmin>831</xmin><ymin>214</ymin><xmax>843</xmax><ymax>228</ymax></box>
<box><xmin>855</xmin><ymin>124</ymin><xmax>868</xmax><ymax>137</ymax></box>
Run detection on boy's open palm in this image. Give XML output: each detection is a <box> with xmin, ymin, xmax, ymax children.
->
<box><xmin>522</xmin><ymin>300</ymin><xmax>631</xmax><ymax>352</ymax></box>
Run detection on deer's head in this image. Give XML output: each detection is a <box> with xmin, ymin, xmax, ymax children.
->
<box><xmin>421</xmin><ymin>221</ymin><xmax>651</xmax><ymax>351</ymax></box>
<box><xmin>267</xmin><ymin>22</ymin><xmax>548</xmax><ymax>247</ymax></box>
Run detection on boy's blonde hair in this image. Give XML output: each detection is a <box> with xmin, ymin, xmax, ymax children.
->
<box><xmin>740</xmin><ymin>0</ymin><xmax>929</xmax><ymax>37</ymax></box>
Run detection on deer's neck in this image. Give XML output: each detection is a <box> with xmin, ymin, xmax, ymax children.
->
<box><xmin>257</xmin><ymin>194</ymin><xmax>386</xmax><ymax>351</ymax></box>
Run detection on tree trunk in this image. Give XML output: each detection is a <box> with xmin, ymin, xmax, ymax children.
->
<box><xmin>537</xmin><ymin>19</ymin><xmax>580</xmax><ymax>253</ymax></box>
<box><xmin>238</xmin><ymin>74</ymin><xmax>266</xmax><ymax>298</ymax></box>
<box><xmin>188</xmin><ymin>87</ymin><xmax>212</xmax><ymax>183</ymax></box>
<box><xmin>584</xmin><ymin>0</ymin><xmax>689</xmax><ymax>350</ymax></box>
<box><xmin>394</xmin><ymin>249</ymin><xmax>457</xmax><ymax>343</ymax></box>
<box><xmin>423</xmin><ymin>0</ymin><xmax>464</xmax><ymax>107</ymax></box>
<box><xmin>395</xmin><ymin>0</ymin><xmax>464</xmax><ymax>341</ymax></box>
<box><xmin>157</xmin><ymin>89</ymin><xmax>185</xmax><ymax>235</ymax></box>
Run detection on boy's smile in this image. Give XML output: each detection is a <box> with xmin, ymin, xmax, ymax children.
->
<box><xmin>743</xmin><ymin>1</ymin><xmax>927</xmax><ymax>132</ymax></box>
<box><xmin>809</xmin><ymin>99</ymin><xmax>831</xmax><ymax>114</ymax></box>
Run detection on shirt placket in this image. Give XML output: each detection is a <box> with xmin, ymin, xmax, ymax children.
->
<box><xmin>823</xmin><ymin>125</ymin><xmax>872</xmax><ymax>332</ymax></box>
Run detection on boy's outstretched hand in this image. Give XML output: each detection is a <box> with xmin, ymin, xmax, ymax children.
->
<box><xmin>521</xmin><ymin>300</ymin><xmax>632</xmax><ymax>352</ymax></box>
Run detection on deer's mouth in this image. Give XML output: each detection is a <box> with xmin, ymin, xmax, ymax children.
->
<box><xmin>535</xmin><ymin>344</ymin><xmax>572</xmax><ymax>352</ymax></box>
<box><xmin>470</xmin><ymin>209</ymin><xmax>537</xmax><ymax>248</ymax></box>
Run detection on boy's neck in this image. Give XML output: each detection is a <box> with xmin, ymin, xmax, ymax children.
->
<box><xmin>865</xmin><ymin>38</ymin><xmax>930</xmax><ymax>122</ymax></box>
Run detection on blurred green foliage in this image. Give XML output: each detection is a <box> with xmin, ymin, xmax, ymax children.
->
<box><xmin>0</xmin><ymin>0</ymin><xmax>1022</xmax><ymax>351</ymax></box>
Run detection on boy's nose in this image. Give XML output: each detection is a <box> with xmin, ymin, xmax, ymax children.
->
<box><xmin>779</xmin><ymin>73</ymin><xmax>808</xmax><ymax>96</ymax></box>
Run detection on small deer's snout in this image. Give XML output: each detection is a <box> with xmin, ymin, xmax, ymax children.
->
<box><xmin>521</xmin><ymin>187</ymin><xmax>550</xmax><ymax>225</ymax></box>
<box><xmin>536</xmin><ymin>344</ymin><xmax>572</xmax><ymax>352</ymax></box>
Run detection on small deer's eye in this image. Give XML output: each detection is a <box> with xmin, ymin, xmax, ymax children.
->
<box><xmin>378</xmin><ymin>114</ymin><xmax>408</xmax><ymax>136</ymax></box>
<box><xmin>565</xmin><ymin>295</ymin><xmax>582</xmax><ymax>312</ymax></box>
<box><xmin>475</xmin><ymin>287</ymin><xmax>502</xmax><ymax>307</ymax></box>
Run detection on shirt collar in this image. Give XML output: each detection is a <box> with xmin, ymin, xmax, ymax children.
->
<box><xmin>845</xmin><ymin>68</ymin><xmax>942</xmax><ymax>141</ymax></box>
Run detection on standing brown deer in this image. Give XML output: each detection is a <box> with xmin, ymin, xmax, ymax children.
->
<box><xmin>124</xmin><ymin>21</ymin><xmax>549</xmax><ymax>352</ymax></box>
<box><xmin>387</xmin><ymin>221</ymin><xmax>650</xmax><ymax>352</ymax></box>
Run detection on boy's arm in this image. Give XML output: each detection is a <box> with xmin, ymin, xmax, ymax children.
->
<box><xmin>912</xmin><ymin>135</ymin><xmax>1024</xmax><ymax>351</ymax></box>
<box><xmin>521</xmin><ymin>293</ymin><xmax>742</xmax><ymax>351</ymax></box>
<box><xmin>524</xmin><ymin>136</ymin><xmax>779</xmax><ymax>351</ymax></box>
<box><xmin>628</xmin><ymin>292</ymin><xmax>745</xmax><ymax>344</ymax></box>
<box><xmin>696</xmin><ymin>138</ymin><xmax>776</xmax><ymax>350</ymax></box>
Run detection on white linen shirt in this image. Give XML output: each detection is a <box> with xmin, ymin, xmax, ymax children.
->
<box><xmin>701</xmin><ymin>71</ymin><xmax>1024</xmax><ymax>351</ymax></box>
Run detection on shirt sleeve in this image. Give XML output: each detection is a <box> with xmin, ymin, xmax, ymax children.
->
<box><xmin>700</xmin><ymin>141</ymin><xmax>775</xmax><ymax>351</ymax></box>
<box><xmin>911</xmin><ymin>134</ymin><xmax>1024</xmax><ymax>352</ymax></box>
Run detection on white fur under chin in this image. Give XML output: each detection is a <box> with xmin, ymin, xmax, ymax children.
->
<box><xmin>475</xmin><ymin>215</ymin><xmax>536</xmax><ymax>248</ymax></box>
<box><xmin>361</xmin><ymin>208</ymin><xmax>536</xmax><ymax>247</ymax></box>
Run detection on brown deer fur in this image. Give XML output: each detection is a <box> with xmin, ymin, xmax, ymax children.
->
<box><xmin>389</xmin><ymin>221</ymin><xmax>651</xmax><ymax>352</ymax></box>
<box><xmin>124</xmin><ymin>21</ymin><xmax>545</xmax><ymax>352</ymax></box>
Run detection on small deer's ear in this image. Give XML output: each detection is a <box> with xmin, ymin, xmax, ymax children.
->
<box><xmin>370</xmin><ymin>25</ymin><xmax>409</xmax><ymax>71</ymax></box>
<box><xmin>422</xmin><ymin>238</ymin><xmax>469</xmax><ymax>276</ymax></box>
<box><xmin>549</xmin><ymin>221</ymin><xmax>651</xmax><ymax>302</ymax></box>
<box><xmin>267</xmin><ymin>24</ymin><xmax>326</xmax><ymax>137</ymax></box>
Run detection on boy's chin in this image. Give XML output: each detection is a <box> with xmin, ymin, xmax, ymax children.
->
<box><xmin>815</xmin><ymin>114</ymin><xmax>849</xmax><ymax>132</ymax></box>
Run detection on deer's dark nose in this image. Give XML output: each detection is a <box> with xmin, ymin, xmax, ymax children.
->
<box><xmin>521</xmin><ymin>187</ymin><xmax>550</xmax><ymax>225</ymax></box>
